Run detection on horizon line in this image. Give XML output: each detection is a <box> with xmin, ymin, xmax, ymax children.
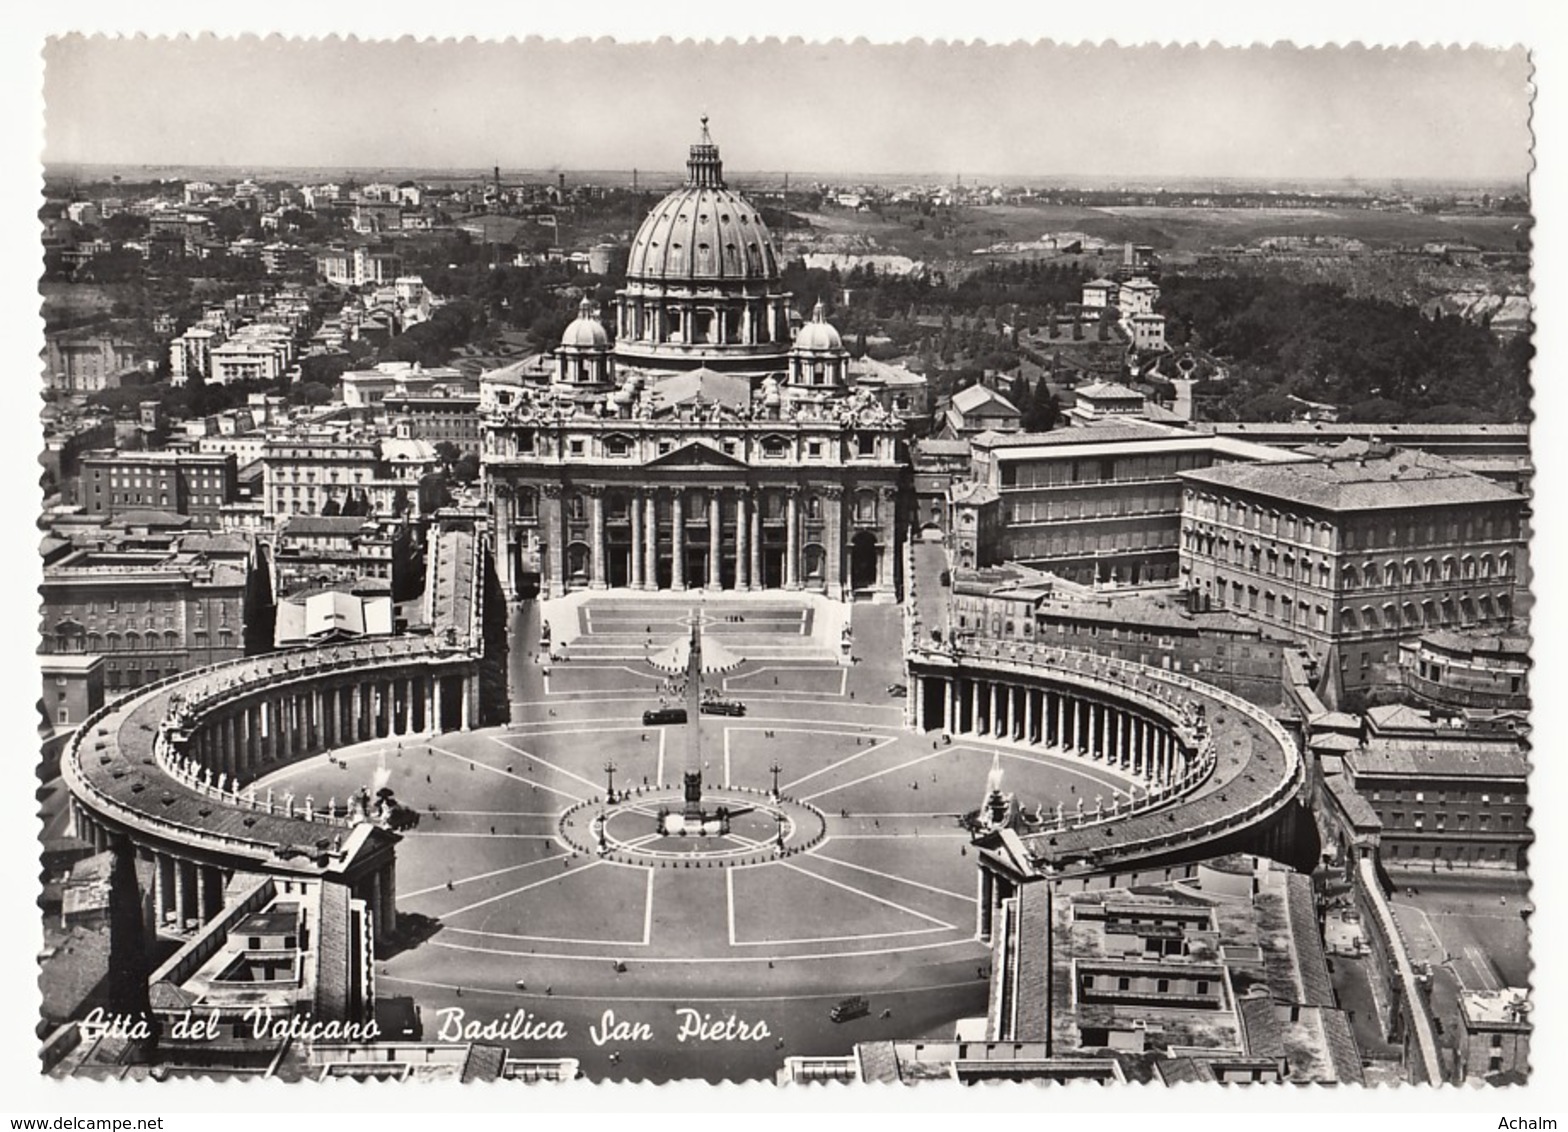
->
<box><xmin>40</xmin><ymin>162</ymin><xmax>1530</xmax><ymax>190</ymax></box>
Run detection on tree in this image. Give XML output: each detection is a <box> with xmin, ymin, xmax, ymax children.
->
<box><xmin>452</xmin><ymin>453</ymin><xmax>481</xmax><ymax>484</ymax></box>
<box><xmin>433</xmin><ymin>441</ymin><xmax>462</xmax><ymax>470</ymax></box>
<box><xmin>1021</xmin><ymin>388</ymin><xmax>1061</xmax><ymax>433</ymax></box>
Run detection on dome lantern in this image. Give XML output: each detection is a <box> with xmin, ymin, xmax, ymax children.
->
<box><xmin>686</xmin><ymin>114</ymin><xmax>725</xmax><ymax>188</ymax></box>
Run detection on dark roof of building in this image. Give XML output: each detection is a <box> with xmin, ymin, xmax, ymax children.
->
<box><xmin>1349</xmin><ymin>740</ymin><xmax>1528</xmax><ymax>780</ymax></box>
<box><xmin>1317</xmin><ymin>1008</ymin><xmax>1366</xmax><ymax>1084</ymax></box>
<box><xmin>460</xmin><ymin>1044</ymin><xmax>508</xmax><ymax>1083</ymax></box>
<box><xmin>973</xmin><ymin>418</ymin><xmax>1183</xmax><ymax>450</ymax></box>
<box><xmin>1419</xmin><ymin>628</ymin><xmax>1531</xmax><ymax>657</ymax></box>
<box><xmin>1239</xmin><ymin>995</ymin><xmax>1286</xmax><ymax>1059</ymax></box>
<box><xmin>1285</xmin><ymin>873</ymin><xmax>1336</xmax><ymax>1007</ymax></box>
<box><xmin>39</xmin><ymin>926</ymin><xmax>113</xmax><ymax>1022</ymax></box>
<box><xmin>1323</xmin><ymin>773</ymin><xmax>1383</xmax><ymax>830</ymax></box>
<box><xmin>1180</xmin><ymin>441</ymin><xmax>1523</xmax><ymax>512</ymax></box>
<box><xmin>1010</xmin><ymin>882</ymin><xmax>1054</xmax><ymax>1038</ymax></box>
<box><xmin>855</xmin><ymin>1041</ymin><xmax>901</xmax><ymax>1083</ymax></box>
<box><xmin>281</xmin><ymin>515</ymin><xmax>376</xmax><ymax>537</ymax></box>
<box><xmin>1154</xmin><ymin>1057</ymin><xmax>1217</xmax><ymax>1084</ymax></box>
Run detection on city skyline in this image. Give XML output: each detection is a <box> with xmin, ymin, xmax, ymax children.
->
<box><xmin>43</xmin><ymin>38</ymin><xmax>1533</xmax><ymax>183</ymax></box>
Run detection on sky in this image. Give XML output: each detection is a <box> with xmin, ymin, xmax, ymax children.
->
<box><xmin>42</xmin><ymin>38</ymin><xmax>1534</xmax><ymax>183</ymax></box>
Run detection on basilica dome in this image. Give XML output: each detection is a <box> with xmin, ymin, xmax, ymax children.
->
<box><xmin>625</xmin><ymin>117</ymin><xmax>780</xmax><ymax>285</ymax></box>
<box><xmin>613</xmin><ymin>117</ymin><xmax>794</xmax><ymax>378</ymax></box>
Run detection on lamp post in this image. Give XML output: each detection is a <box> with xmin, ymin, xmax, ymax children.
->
<box><xmin>604</xmin><ymin>760</ymin><xmax>618</xmax><ymax>804</ymax></box>
<box><xmin>769</xmin><ymin>759</ymin><xmax>782</xmax><ymax>802</ymax></box>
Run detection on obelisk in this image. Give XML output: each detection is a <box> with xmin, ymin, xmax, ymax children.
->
<box><xmin>682</xmin><ymin>624</ymin><xmax>704</xmax><ymax>820</ymax></box>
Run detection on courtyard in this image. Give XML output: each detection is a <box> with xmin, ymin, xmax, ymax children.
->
<box><xmin>253</xmin><ymin>594</ymin><xmax>1138</xmax><ymax>1080</ymax></box>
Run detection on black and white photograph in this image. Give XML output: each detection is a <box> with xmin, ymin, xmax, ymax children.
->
<box><xmin>11</xmin><ymin>9</ymin><xmax>1565</xmax><ymax>1116</ymax></box>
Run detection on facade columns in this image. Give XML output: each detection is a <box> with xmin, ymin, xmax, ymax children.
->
<box><xmin>590</xmin><ymin>490</ymin><xmax>608</xmax><ymax>589</ymax></box>
<box><xmin>644</xmin><ymin>492</ymin><xmax>659</xmax><ymax>591</ymax></box>
<box><xmin>708</xmin><ymin>491</ymin><xmax>722</xmax><ymax>589</ymax></box>
<box><xmin>494</xmin><ymin>488</ymin><xmax>516</xmax><ymax>600</ymax></box>
<box><xmin>630</xmin><ymin>495</ymin><xmax>645</xmax><ymax>589</ymax></box>
<box><xmin>671</xmin><ymin>492</ymin><xmax>685</xmax><ymax>590</ymax></box>
<box><xmin>785</xmin><ymin>490</ymin><xmax>801</xmax><ymax>589</ymax></box>
<box><xmin>735</xmin><ymin>492</ymin><xmax>750</xmax><ymax>590</ymax></box>
<box><xmin>543</xmin><ymin>488</ymin><xmax>565</xmax><ymax>599</ymax></box>
<box><xmin>748</xmin><ymin>499</ymin><xmax>761</xmax><ymax>591</ymax></box>
<box><xmin>977</xmin><ymin>869</ymin><xmax>994</xmax><ymax>942</ymax></box>
<box><xmin>824</xmin><ymin>489</ymin><xmax>843</xmax><ymax>599</ymax></box>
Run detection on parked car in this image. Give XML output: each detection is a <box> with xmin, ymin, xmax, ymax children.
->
<box><xmin>699</xmin><ymin>699</ymin><xmax>747</xmax><ymax>717</ymax></box>
<box><xmin>642</xmin><ymin>707</ymin><xmax>688</xmax><ymax>726</ymax></box>
<box><xmin>886</xmin><ymin>683</ymin><xmax>908</xmax><ymax>697</ymax></box>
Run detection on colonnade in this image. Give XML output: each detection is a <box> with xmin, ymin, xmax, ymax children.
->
<box><xmin>67</xmin><ymin>802</ymin><xmax>398</xmax><ymax>945</ymax></box>
<box><xmin>178</xmin><ymin>668</ymin><xmax>474</xmax><ymax>784</ymax></box>
<box><xmin>915</xmin><ymin>673</ymin><xmax>1188</xmax><ymax>787</ymax></box>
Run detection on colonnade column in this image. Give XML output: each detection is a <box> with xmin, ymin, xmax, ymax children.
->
<box><xmin>630</xmin><ymin>495</ymin><xmax>645</xmax><ymax>589</ymax></box>
<box><xmin>433</xmin><ymin>677</ymin><xmax>444</xmax><ymax>735</ymax></box>
<box><xmin>977</xmin><ymin>869</ymin><xmax>995</xmax><ymax>942</ymax></box>
<box><xmin>1024</xmin><ymin>689</ymin><xmax>1035</xmax><ymax>744</ymax></box>
<box><xmin>671</xmin><ymin>492</ymin><xmax>685</xmax><ymax>590</ymax></box>
<box><xmin>970</xmin><ymin>681</ymin><xmax>981</xmax><ymax>736</ymax></box>
<box><xmin>157</xmin><ymin>855</ymin><xmax>176</xmax><ymax>929</ymax></box>
<box><xmin>943</xmin><ymin>677</ymin><xmax>955</xmax><ymax>733</ymax></box>
<box><xmin>708</xmin><ymin>491</ymin><xmax>722</xmax><ymax>589</ymax></box>
<box><xmin>589</xmin><ymin>489</ymin><xmax>608</xmax><ymax>590</ymax></box>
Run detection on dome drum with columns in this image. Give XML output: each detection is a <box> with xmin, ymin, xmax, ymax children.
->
<box><xmin>613</xmin><ymin>117</ymin><xmax>795</xmax><ymax>376</ymax></box>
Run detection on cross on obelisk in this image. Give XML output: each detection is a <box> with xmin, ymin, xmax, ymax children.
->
<box><xmin>682</xmin><ymin>623</ymin><xmax>705</xmax><ymax>820</ymax></box>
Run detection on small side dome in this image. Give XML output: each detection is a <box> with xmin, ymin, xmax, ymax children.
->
<box><xmin>793</xmin><ymin>300</ymin><xmax>843</xmax><ymax>352</ymax></box>
<box><xmin>561</xmin><ymin>298</ymin><xmax>609</xmax><ymax>349</ymax></box>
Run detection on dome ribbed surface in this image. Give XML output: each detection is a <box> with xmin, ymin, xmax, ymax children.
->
<box><xmin>625</xmin><ymin>118</ymin><xmax>780</xmax><ymax>285</ymax></box>
<box><xmin>627</xmin><ymin>186</ymin><xmax>780</xmax><ymax>284</ymax></box>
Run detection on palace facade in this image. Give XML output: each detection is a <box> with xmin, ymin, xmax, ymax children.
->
<box><xmin>482</xmin><ymin>120</ymin><xmax>907</xmax><ymax>600</ymax></box>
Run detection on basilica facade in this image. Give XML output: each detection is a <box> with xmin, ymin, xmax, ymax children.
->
<box><xmin>482</xmin><ymin>120</ymin><xmax>907</xmax><ymax>601</ymax></box>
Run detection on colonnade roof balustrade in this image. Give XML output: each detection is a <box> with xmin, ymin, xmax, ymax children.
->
<box><xmin>63</xmin><ymin>528</ymin><xmax>488</xmax><ymax>874</ymax></box>
<box><xmin>909</xmin><ymin>641</ymin><xmax>1305</xmax><ymax>876</ymax></box>
<box><xmin>63</xmin><ymin>634</ymin><xmax>475</xmax><ymax>871</ymax></box>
